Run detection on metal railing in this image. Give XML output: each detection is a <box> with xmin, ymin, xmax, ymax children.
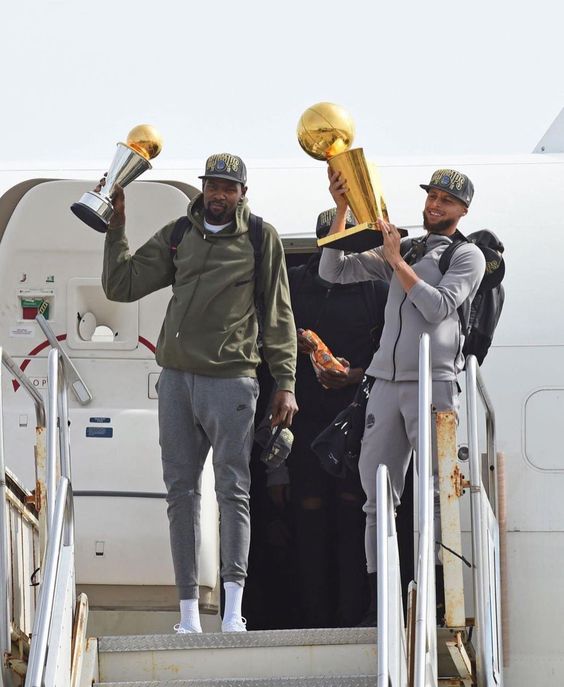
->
<box><xmin>1</xmin><ymin>350</ymin><xmax>46</xmax><ymax>429</ymax></box>
<box><xmin>376</xmin><ymin>463</ymin><xmax>407</xmax><ymax>687</ymax></box>
<box><xmin>25</xmin><ymin>478</ymin><xmax>73</xmax><ymax>687</ymax></box>
<box><xmin>0</xmin><ymin>348</ymin><xmax>11</xmax><ymax>687</ymax></box>
<box><xmin>25</xmin><ymin>348</ymin><xmax>76</xmax><ymax>687</ymax></box>
<box><xmin>466</xmin><ymin>355</ymin><xmax>503</xmax><ymax>686</ymax></box>
<box><xmin>474</xmin><ymin>358</ymin><xmax>498</xmax><ymax>512</ymax></box>
<box><xmin>1</xmin><ymin>348</ymin><xmax>47</xmax><ymax>687</ymax></box>
<box><xmin>413</xmin><ymin>333</ymin><xmax>438</xmax><ymax>687</ymax></box>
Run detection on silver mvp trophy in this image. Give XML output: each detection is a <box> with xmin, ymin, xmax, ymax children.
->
<box><xmin>70</xmin><ymin>124</ymin><xmax>163</xmax><ymax>233</ymax></box>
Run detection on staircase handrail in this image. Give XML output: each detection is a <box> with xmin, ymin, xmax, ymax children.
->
<box><xmin>377</xmin><ymin>463</ymin><xmax>407</xmax><ymax>687</ymax></box>
<box><xmin>24</xmin><ymin>477</ymin><xmax>73</xmax><ymax>687</ymax></box>
<box><xmin>25</xmin><ymin>348</ymin><xmax>76</xmax><ymax>687</ymax></box>
<box><xmin>0</xmin><ymin>347</ymin><xmax>11</xmax><ymax>687</ymax></box>
<box><xmin>1</xmin><ymin>349</ymin><xmax>46</xmax><ymax>430</ymax></box>
<box><xmin>1</xmin><ymin>348</ymin><xmax>48</xmax><ymax>687</ymax></box>
<box><xmin>46</xmin><ymin>349</ymin><xmax>72</xmax><ymax>532</ymax></box>
<box><xmin>465</xmin><ymin>354</ymin><xmax>503</xmax><ymax>685</ymax></box>
<box><xmin>414</xmin><ymin>333</ymin><xmax>438</xmax><ymax>687</ymax></box>
<box><xmin>474</xmin><ymin>357</ymin><xmax>498</xmax><ymax>511</ymax></box>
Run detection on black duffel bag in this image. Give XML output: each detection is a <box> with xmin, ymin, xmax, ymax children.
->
<box><xmin>310</xmin><ymin>375</ymin><xmax>375</xmax><ymax>478</ymax></box>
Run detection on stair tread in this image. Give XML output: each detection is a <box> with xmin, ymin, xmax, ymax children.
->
<box><xmin>98</xmin><ymin>628</ymin><xmax>377</xmax><ymax>653</ymax></box>
<box><xmin>95</xmin><ymin>676</ymin><xmax>377</xmax><ymax>687</ymax></box>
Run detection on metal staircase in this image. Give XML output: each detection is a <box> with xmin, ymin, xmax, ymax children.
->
<box><xmin>93</xmin><ymin>628</ymin><xmax>379</xmax><ymax>686</ymax></box>
<box><xmin>0</xmin><ymin>333</ymin><xmax>504</xmax><ymax>687</ymax></box>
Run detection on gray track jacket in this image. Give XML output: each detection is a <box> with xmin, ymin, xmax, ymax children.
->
<box><xmin>318</xmin><ymin>234</ymin><xmax>485</xmax><ymax>381</ymax></box>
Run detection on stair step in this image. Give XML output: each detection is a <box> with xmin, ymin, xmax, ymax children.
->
<box><xmin>98</xmin><ymin>628</ymin><xmax>377</xmax><ymax>683</ymax></box>
<box><xmin>96</xmin><ymin>676</ymin><xmax>377</xmax><ymax>687</ymax></box>
<box><xmin>98</xmin><ymin>628</ymin><xmax>376</xmax><ymax>653</ymax></box>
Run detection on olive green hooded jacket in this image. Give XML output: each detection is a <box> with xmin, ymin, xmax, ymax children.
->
<box><xmin>102</xmin><ymin>194</ymin><xmax>296</xmax><ymax>392</ymax></box>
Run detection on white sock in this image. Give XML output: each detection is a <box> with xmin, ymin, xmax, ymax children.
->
<box><xmin>223</xmin><ymin>581</ymin><xmax>244</xmax><ymax>619</ymax></box>
<box><xmin>180</xmin><ymin>598</ymin><xmax>202</xmax><ymax>631</ymax></box>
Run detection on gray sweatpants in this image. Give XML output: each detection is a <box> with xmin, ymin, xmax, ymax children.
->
<box><xmin>359</xmin><ymin>378</ymin><xmax>459</xmax><ymax>573</ymax></box>
<box><xmin>157</xmin><ymin>368</ymin><xmax>259</xmax><ymax>600</ymax></box>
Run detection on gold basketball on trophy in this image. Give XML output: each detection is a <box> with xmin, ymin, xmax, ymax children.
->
<box><xmin>126</xmin><ymin>124</ymin><xmax>163</xmax><ymax>160</ymax></box>
<box><xmin>297</xmin><ymin>102</ymin><xmax>355</xmax><ymax>160</ymax></box>
<box><xmin>297</xmin><ymin>103</ymin><xmax>391</xmax><ymax>252</ymax></box>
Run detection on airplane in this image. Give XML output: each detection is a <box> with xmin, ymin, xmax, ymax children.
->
<box><xmin>0</xmin><ymin>107</ymin><xmax>563</xmax><ymax>686</ymax></box>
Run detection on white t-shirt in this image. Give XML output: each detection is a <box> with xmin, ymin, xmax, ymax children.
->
<box><xmin>204</xmin><ymin>220</ymin><xmax>230</xmax><ymax>234</ymax></box>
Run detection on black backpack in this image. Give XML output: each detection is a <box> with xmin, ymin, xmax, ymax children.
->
<box><xmin>439</xmin><ymin>229</ymin><xmax>505</xmax><ymax>365</ymax></box>
<box><xmin>169</xmin><ymin>213</ymin><xmax>265</xmax><ymax>339</ymax></box>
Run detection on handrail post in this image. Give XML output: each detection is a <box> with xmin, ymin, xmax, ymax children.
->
<box><xmin>466</xmin><ymin>355</ymin><xmax>486</xmax><ymax>686</ymax></box>
<box><xmin>377</xmin><ymin>464</ymin><xmax>389</xmax><ymax>687</ymax></box>
<box><xmin>0</xmin><ymin>348</ymin><xmax>13</xmax><ymax>685</ymax></box>
<box><xmin>25</xmin><ymin>478</ymin><xmax>71</xmax><ymax>687</ymax></box>
<box><xmin>476</xmin><ymin>365</ymin><xmax>498</xmax><ymax>514</ymax></box>
<box><xmin>377</xmin><ymin>463</ymin><xmax>407</xmax><ymax>687</ymax></box>
<box><xmin>414</xmin><ymin>333</ymin><xmax>437</xmax><ymax>687</ymax></box>
<box><xmin>46</xmin><ymin>349</ymin><xmax>60</xmax><ymax>533</ymax></box>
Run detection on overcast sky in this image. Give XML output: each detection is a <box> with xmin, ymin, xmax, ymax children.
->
<box><xmin>2</xmin><ymin>0</ymin><xmax>563</xmax><ymax>165</ymax></box>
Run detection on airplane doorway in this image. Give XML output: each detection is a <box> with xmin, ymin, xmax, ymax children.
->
<box><xmin>243</xmin><ymin>250</ymin><xmax>414</xmax><ymax>630</ymax></box>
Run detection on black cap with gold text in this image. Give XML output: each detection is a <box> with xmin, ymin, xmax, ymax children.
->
<box><xmin>315</xmin><ymin>207</ymin><xmax>357</xmax><ymax>239</ymax></box>
<box><xmin>420</xmin><ymin>168</ymin><xmax>474</xmax><ymax>207</ymax></box>
<box><xmin>199</xmin><ymin>153</ymin><xmax>247</xmax><ymax>185</ymax></box>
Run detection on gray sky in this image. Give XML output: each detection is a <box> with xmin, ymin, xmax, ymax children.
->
<box><xmin>2</xmin><ymin>0</ymin><xmax>563</xmax><ymax>164</ymax></box>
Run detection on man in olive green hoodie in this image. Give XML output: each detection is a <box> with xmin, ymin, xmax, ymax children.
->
<box><xmin>100</xmin><ymin>153</ymin><xmax>298</xmax><ymax>633</ymax></box>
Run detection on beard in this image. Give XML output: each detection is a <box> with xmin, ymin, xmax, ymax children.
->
<box><xmin>204</xmin><ymin>202</ymin><xmax>233</xmax><ymax>225</ymax></box>
<box><xmin>422</xmin><ymin>210</ymin><xmax>456</xmax><ymax>234</ymax></box>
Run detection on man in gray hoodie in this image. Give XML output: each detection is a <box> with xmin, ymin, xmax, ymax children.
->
<box><xmin>319</xmin><ymin>168</ymin><xmax>485</xmax><ymax>625</ymax></box>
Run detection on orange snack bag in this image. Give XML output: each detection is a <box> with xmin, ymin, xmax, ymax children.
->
<box><xmin>302</xmin><ymin>329</ymin><xmax>348</xmax><ymax>374</ymax></box>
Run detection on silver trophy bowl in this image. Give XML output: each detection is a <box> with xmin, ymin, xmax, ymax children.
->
<box><xmin>71</xmin><ymin>125</ymin><xmax>162</xmax><ymax>233</ymax></box>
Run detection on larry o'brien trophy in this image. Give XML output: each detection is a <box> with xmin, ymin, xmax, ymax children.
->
<box><xmin>70</xmin><ymin>124</ymin><xmax>163</xmax><ymax>233</ymax></box>
<box><xmin>297</xmin><ymin>102</ymin><xmax>393</xmax><ymax>252</ymax></box>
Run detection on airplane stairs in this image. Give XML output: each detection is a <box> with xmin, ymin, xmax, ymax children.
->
<box><xmin>0</xmin><ymin>337</ymin><xmax>501</xmax><ymax>687</ymax></box>
<box><xmin>81</xmin><ymin>625</ymin><xmax>475</xmax><ymax>687</ymax></box>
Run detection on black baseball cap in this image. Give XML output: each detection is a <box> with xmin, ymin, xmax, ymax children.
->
<box><xmin>315</xmin><ymin>207</ymin><xmax>357</xmax><ymax>239</ymax></box>
<box><xmin>420</xmin><ymin>168</ymin><xmax>474</xmax><ymax>207</ymax></box>
<box><xmin>199</xmin><ymin>153</ymin><xmax>247</xmax><ymax>185</ymax></box>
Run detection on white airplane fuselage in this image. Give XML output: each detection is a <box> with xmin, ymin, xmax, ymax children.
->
<box><xmin>0</xmin><ymin>154</ymin><xmax>562</xmax><ymax>687</ymax></box>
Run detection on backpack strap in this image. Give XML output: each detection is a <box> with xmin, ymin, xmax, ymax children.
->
<box><xmin>438</xmin><ymin>229</ymin><xmax>468</xmax><ymax>274</ymax></box>
<box><xmin>248</xmin><ymin>213</ymin><xmax>264</xmax><ymax>288</ymax></box>
<box><xmin>169</xmin><ymin>216</ymin><xmax>192</xmax><ymax>286</ymax></box>
<box><xmin>170</xmin><ymin>216</ymin><xmax>191</xmax><ymax>257</ymax></box>
<box><xmin>438</xmin><ymin>230</ymin><xmax>471</xmax><ymax>334</ymax></box>
<box><xmin>248</xmin><ymin>214</ymin><xmax>265</xmax><ymax>342</ymax></box>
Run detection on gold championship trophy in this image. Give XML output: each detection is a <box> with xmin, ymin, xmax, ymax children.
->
<box><xmin>71</xmin><ymin>124</ymin><xmax>163</xmax><ymax>233</ymax></box>
<box><xmin>297</xmin><ymin>102</ymin><xmax>392</xmax><ymax>252</ymax></box>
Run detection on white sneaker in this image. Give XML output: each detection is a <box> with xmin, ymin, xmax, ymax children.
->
<box><xmin>173</xmin><ymin>622</ymin><xmax>202</xmax><ymax>634</ymax></box>
<box><xmin>221</xmin><ymin>616</ymin><xmax>247</xmax><ymax>632</ymax></box>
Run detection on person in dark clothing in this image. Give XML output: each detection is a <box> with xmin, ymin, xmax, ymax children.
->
<box><xmin>278</xmin><ymin>208</ymin><xmax>388</xmax><ymax>628</ymax></box>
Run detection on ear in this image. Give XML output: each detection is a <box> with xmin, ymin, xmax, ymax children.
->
<box><xmin>241</xmin><ymin>185</ymin><xmax>248</xmax><ymax>197</ymax></box>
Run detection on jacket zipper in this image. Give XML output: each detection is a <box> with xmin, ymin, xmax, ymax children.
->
<box><xmin>391</xmin><ymin>293</ymin><xmax>407</xmax><ymax>380</ymax></box>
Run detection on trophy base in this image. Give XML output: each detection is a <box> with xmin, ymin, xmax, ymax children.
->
<box><xmin>317</xmin><ymin>222</ymin><xmax>409</xmax><ymax>253</ymax></box>
<box><xmin>317</xmin><ymin>223</ymin><xmax>383</xmax><ymax>253</ymax></box>
<box><xmin>70</xmin><ymin>191</ymin><xmax>113</xmax><ymax>233</ymax></box>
